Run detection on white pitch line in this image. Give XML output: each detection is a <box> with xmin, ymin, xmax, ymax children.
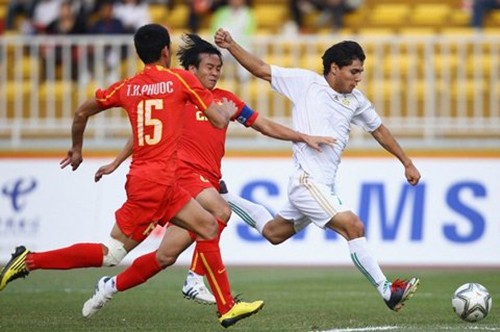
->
<box><xmin>315</xmin><ymin>326</ymin><xmax>399</xmax><ymax>332</ymax></box>
<box><xmin>315</xmin><ymin>326</ymin><xmax>500</xmax><ymax>332</ymax></box>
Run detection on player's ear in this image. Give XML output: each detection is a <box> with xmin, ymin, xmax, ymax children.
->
<box><xmin>161</xmin><ymin>46</ymin><xmax>171</xmax><ymax>66</ymax></box>
<box><xmin>329</xmin><ymin>63</ymin><xmax>339</xmax><ymax>76</ymax></box>
<box><xmin>188</xmin><ymin>64</ymin><xmax>197</xmax><ymax>73</ymax></box>
<box><xmin>161</xmin><ymin>45</ymin><xmax>170</xmax><ymax>58</ymax></box>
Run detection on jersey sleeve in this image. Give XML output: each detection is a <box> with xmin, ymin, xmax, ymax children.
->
<box><xmin>351</xmin><ymin>90</ymin><xmax>382</xmax><ymax>132</ymax></box>
<box><xmin>95</xmin><ymin>80</ymin><xmax>127</xmax><ymax>109</ymax></box>
<box><xmin>270</xmin><ymin>65</ymin><xmax>313</xmax><ymax>102</ymax></box>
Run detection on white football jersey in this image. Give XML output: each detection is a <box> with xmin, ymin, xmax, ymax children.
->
<box><xmin>270</xmin><ymin>65</ymin><xmax>382</xmax><ymax>186</ymax></box>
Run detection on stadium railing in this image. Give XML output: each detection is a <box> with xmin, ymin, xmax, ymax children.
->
<box><xmin>0</xmin><ymin>33</ymin><xmax>498</xmax><ymax>150</ymax></box>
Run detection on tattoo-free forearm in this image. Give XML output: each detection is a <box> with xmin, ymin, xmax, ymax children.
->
<box><xmin>114</xmin><ymin>136</ymin><xmax>133</xmax><ymax>167</ymax></box>
<box><xmin>226</xmin><ymin>42</ymin><xmax>272</xmax><ymax>82</ymax></box>
<box><xmin>252</xmin><ymin>117</ymin><xmax>303</xmax><ymax>142</ymax></box>
<box><xmin>373</xmin><ymin>124</ymin><xmax>412</xmax><ymax>167</ymax></box>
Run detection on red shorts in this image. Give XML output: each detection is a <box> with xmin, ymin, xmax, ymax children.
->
<box><xmin>115</xmin><ymin>175</ymin><xmax>192</xmax><ymax>242</ymax></box>
<box><xmin>176</xmin><ymin>165</ymin><xmax>219</xmax><ymax>198</ymax></box>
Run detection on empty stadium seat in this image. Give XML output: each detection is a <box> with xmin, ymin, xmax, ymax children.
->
<box><xmin>149</xmin><ymin>4</ymin><xmax>168</xmax><ymax>24</ymax></box>
<box><xmin>369</xmin><ymin>4</ymin><xmax>411</xmax><ymax>27</ymax></box>
<box><xmin>165</xmin><ymin>4</ymin><xmax>188</xmax><ymax>30</ymax></box>
<box><xmin>253</xmin><ymin>4</ymin><xmax>288</xmax><ymax>34</ymax></box>
<box><xmin>12</xmin><ymin>56</ymin><xmax>40</xmax><ymax>80</ymax></box>
<box><xmin>410</xmin><ymin>4</ymin><xmax>451</xmax><ymax>27</ymax></box>
<box><xmin>485</xmin><ymin>11</ymin><xmax>500</xmax><ymax>26</ymax></box>
<box><xmin>39</xmin><ymin>81</ymin><xmax>74</xmax><ymax>101</ymax></box>
<box><xmin>466</xmin><ymin>54</ymin><xmax>495</xmax><ymax>76</ymax></box>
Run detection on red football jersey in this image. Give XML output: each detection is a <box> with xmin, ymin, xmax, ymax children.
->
<box><xmin>178</xmin><ymin>88</ymin><xmax>252</xmax><ymax>184</ymax></box>
<box><xmin>95</xmin><ymin>65</ymin><xmax>214</xmax><ymax>184</ymax></box>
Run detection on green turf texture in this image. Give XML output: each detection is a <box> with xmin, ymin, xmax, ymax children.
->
<box><xmin>0</xmin><ymin>266</ymin><xmax>498</xmax><ymax>331</ymax></box>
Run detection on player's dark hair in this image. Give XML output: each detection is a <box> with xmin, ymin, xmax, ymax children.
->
<box><xmin>177</xmin><ymin>33</ymin><xmax>223</xmax><ymax>70</ymax></box>
<box><xmin>134</xmin><ymin>24</ymin><xmax>171</xmax><ymax>64</ymax></box>
<box><xmin>321</xmin><ymin>40</ymin><xmax>365</xmax><ymax>76</ymax></box>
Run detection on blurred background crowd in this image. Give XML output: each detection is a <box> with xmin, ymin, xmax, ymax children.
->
<box><xmin>0</xmin><ymin>0</ymin><xmax>498</xmax><ymax>151</ymax></box>
<box><xmin>1</xmin><ymin>0</ymin><xmax>499</xmax><ymax>37</ymax></box>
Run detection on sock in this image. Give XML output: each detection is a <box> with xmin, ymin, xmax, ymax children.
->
<box><xmin>189</xmin><ymin>249</ymin><xmax>205</xmax><ymax>276</ymax></box>
<box><xmin>348</xmin><ymin>237</ymin><xmax>390</xmax><ymax>300</ymax></box>
<box><xmin>102</xmin><ymin>276</ymin><xmax>118</xmax><ymax>297</ymax></box>
<box><xmin>26</xmin><ymin>243</ymin><xmax>103</xmax><ymax>270</ymax></box>
<box><xmin>190</xmin><ymin>219</ymin><xmax>227</xmax><ymax>276</ymax></box>
<box><xmin>195</xmin><ymin>237</ymin><xmax>234</xmax><ymax>315</ymax></box>
<box><xmin>222</xmin><ymin>192</ymin><xmax>272</xmax><ymax>233</ymax></box>
<box><xmin>115</xmin><ymin>251</ymin><xmax>162</xmax><ymax>292</ymax></box>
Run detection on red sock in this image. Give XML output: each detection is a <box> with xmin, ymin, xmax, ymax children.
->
<box><xmin>190</xmin><ymin>220</ymin><xmax>227</xmax><ymax>276</ymax></box>
<box><xmin>26</xmin><ymin>243</ymin><xmax>103</xmax><ymax>270</ymax></box>
<box><xmin>116</xmin><ymin>251</ymin><xmax>162</xmax><ymax>292</ymax></box>
<box><xmin>190</xmin><ymin>250</ymin><xmax>205</xmax><ymax>275</ymax></box>
<box><xmin>195</xmin><ymin>236</ymin><xmax>234</xmax><ymax>315</ymax></box>
<box><xmin>216</xmin><ymin>219</ymin><xmax>227</xmax><ymax>237</ymax></box>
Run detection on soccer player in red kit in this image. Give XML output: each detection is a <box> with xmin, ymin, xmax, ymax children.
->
<box><xmin>0</xmin><ymin>24</ymin><xmax>263</xmax><ymax>328</ymax></box>
<box><xmin>87</xmin><ymin>33</ymin><xmax>335</xmax><ymax>311</ymax></box>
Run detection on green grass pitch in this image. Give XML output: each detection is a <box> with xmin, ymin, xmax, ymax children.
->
<box><xmin>0</xmin><ymin>266</ymin><xmax>498</xmax><ymax>331</ymax></box>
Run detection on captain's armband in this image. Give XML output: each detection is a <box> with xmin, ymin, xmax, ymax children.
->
<box><xmin>232</xmin><ymin>105</ymin><xmax>259</xmax><ymax>127</ymax></box>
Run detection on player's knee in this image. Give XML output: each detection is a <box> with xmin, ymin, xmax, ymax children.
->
<box><xmin>267</xmin><ymin>235</ymin><xmax>286</xmax><ymax>245</ymax></box>
<box><xmin>262</xmin><ymin>227</ymin><xmax>286</xmax><ymax>245</ymax></box>
<box><xmin>218</xmin><ymin>204</ymin><xmax>232</xmax><ymax>223</ymax></box>
<box><xmin>102</xmin><ymin>238</ymin><xmax>127</xmax><ymax>267</ymax></box>
<box><xmin>210</xmin><ymin>204</ymin><xmax>231</xmax><ymax>224</ymax></box>
<box><xmin>155</xmin><ymin>250</ymin><xmax>178</xmax><ymax>268</ymax></box>
<box><xmin>197</xmin><ymin>219</ymin><xmax>219</xmax><ymax>240</ymax></box>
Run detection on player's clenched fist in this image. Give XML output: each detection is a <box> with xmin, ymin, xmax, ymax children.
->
<box><xmin>214</xmin><ymin>28</ymin><xmax>233</xmax><ymax>49</ymax></box>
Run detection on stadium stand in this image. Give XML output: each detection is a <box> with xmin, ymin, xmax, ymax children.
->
<box><xmin>0</xmin><ymin>0</ymin><xmax>499</xmax><ymax>150</ymax></box>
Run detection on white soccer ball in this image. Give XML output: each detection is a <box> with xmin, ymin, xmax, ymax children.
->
<box><xmin>452</xmin><ymin>283</ymin><xmax>492</xmax><ymax>322</ymax></box>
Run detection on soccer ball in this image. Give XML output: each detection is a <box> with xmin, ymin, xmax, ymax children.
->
<box><xmin>452</xmin><ymin>283</ymin><xmax>492</xmax><ymax>322</ymax></box>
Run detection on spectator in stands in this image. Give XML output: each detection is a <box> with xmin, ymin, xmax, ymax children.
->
<box><xmin>318</xmin><ymin>0</ymin><xmax>348</xmax><ymax>31</ymax></box>
<box><xmin>73</xmin><ymin>0</ymin><xmax>99</xmax><ymax>23</ymax></box>
<box><xmin>44</xmin><ymin>1</ymin><xmax>86</xmax><ymax>35</ymax></box>
<box><xmin>113</xmin><ymin>0</ymin><xmax>152</xmax><ymax>33</ymax></box>
<box><xmin>289</xmin><ymin>0</ymin><xmax>361</xmax><ymax>33</ymax></box>
<box><xmin>187</xmin><ymin>0</ymin><xmax>224</xmax><ymax>33</ymax></box>
<box><xmin>471</xmin><ymin>0</ymin><xmax>500</xmax><ymax>29</ymax></box>
<box><xmin>89</xmin><ymin>0</ymin><xmax>125</xmax><ymax>34</ymax></box>
<box><xmin>5</xmin><ymin>0</ymin><xmax>36</xmax><ymax>31</ymax></box>
<box><xmin>210</xmin><ymin>0</ymin><xmax>256</xmax><ymax>81</ymax></box>
<box><xmin>18</xmin><ymin>0</ymin><xmax>62</xmax><ymax>34</ymax></box>
<box><xmin>40</xmin><ymin>0</ymin><xmax>87</xmax><ymax>81</ymax></box>
<box><xmin>87</xmin><ymin>0</ymin><xmax>126</xmax><ymax>84</ymax></box>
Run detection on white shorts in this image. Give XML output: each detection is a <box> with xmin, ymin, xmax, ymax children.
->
<box><xmin>277</xmin><ymin>170</ymin><xmax>349</xmax><ymax>230</ymax></box>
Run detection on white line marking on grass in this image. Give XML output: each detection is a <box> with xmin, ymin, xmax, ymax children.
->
<box><xmin>315</xmin><ymin>326</ymin><xmax>500</xmax><ymax>332</ymax></box>
<box><xmin>437</xmin><ymin>328</ymin><xmax>499</xmax><ymax>331</ymax></box>
<box><xmin>315</xmin><ymin>326</ymin><xmax>399</xmax><ymax>332</ymax></box>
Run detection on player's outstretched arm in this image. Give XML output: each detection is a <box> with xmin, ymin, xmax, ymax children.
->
<box><xmin>214</xmin><ymin>28</ymin><xmax>271</xmax><ymax>82</ymax></box>
<box><xmin>60</xmin><ymin>99</ymin><xmax>103</xmax><ymax>171</ymax></box>
<box><xmin>251</xmin><ymin>116</ymin><xmax>335</xmax><ymax>151</ymax></box>
<box><xmin>371</xmin><ymin>124</ymin><xmax>421</xmax><ymax>185</ymax></box>
<box><xmin>94</xmin><ymin>136</ymin><xmax>133</xmax><ymax>182</ymax></box>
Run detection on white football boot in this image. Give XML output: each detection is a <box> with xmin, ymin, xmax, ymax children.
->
<box><xmin>181</xmin><ymin>272</ymin><xmax>216</xmax><ymax>305</ymax></box>
<box><xmin>82</xmin><ymin>276</ymin><xmax>113</xmax><ymax>318</ymax></box>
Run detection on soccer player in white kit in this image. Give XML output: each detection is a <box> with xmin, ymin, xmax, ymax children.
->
<box><xmin>214</xmin><ymin>28</ymin><xmax>421</xmax><ymax>312</ymax></box>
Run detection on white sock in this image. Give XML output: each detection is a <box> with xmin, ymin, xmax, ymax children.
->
<box><xmin>104</xmin><ymin>276</ymin><xmax>118</xmax><ymax>296</ymax></box>
<box><xmin>221</xmin><ymin>192</ymin><xmax>273</xmax><ymax>233</ymax></box>
<box><xmin>348</xmin><ymin>237</ymin><xmax>391</xmax><ymax>300</ymax></box>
